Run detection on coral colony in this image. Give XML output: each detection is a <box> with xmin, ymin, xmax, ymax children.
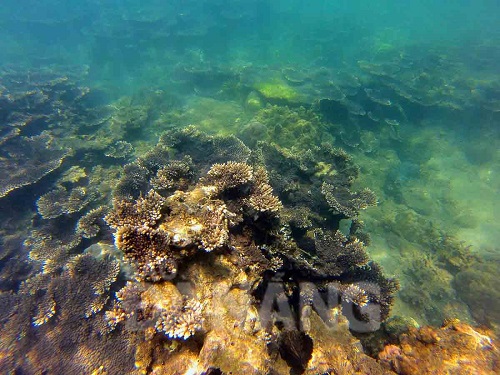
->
<box><xmin>0</xmin><ymin>57</ymin><xmax>498</xmax><ymax>374</ymax></box>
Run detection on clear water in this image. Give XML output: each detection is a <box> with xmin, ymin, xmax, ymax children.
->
<box><xmin>0</xmin><ymin>0</ymin><xmax>499</xmax><ymax>372</ymax></box>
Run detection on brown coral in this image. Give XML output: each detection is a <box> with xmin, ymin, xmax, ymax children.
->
<box><xmin>155</xmin><ymin>297</ymin><xmax>205</xmax><ymax>340</ymax></box>
<box><xmin>115</xmin><ymin>225</ymin><xmax>175</xmax><ymax>281</ymax></box>
<box><xmin>247</xmin><ymin>166</ymin><xmax>283</xmax><ymax>214</ymax></box>
<box><xmin>202</xmin><ymin>161</ymin><xmax>254</xmax><ymax>193</ymax></box>
<box><xmin>105</xmin><ymin>189</ymin><xmax>165</xmax><ymax>229</ymax></box>
<box><xmin>76</xmin><ymin>206</ymin><xmax>109</xmax><ymax>239</ymax></box>
<box><xmin>150</xmin><ymin>156</ymin><xmax>194</xmax><ymax>192</ymax></box>
<box><xmin>36</xmin><ymin>185</ymin><xmax>95</xmax><ymax>219</ymax></box>
<box><xmin>313</xmin><ymin>229</ymin><xmax>369</xmax><ymax>277</ymax></box>
<box><xmin>322</xmin><ymin>182</ymin><xmax>377</xmax><ymax>217</ymax></box>
<box><xmin>0</xmin><ymin>133</ymin><xmax>70</xmax><ymax>198</ymax></box>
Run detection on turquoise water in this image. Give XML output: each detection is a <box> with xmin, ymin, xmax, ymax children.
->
<box><xmin>0</xmin><ymin>1</ymin><xmax>499</xmax><ymax>373</ymax></box>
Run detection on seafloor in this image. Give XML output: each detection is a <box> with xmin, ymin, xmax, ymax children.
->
<box><xmin>0</xmin><ymin>1</ymin><xmax>499</xmax><ymax>374</ymax></box>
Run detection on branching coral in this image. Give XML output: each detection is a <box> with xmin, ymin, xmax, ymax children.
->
<box><xmin>108</xmin><ymin>281</ymin><xmax>204</xmax><ymax>340</ymax></box>
<box><xmin>97</xmin><ymin>128</ymin><xmax>399</xmax><ymax>373</ymax></box>
<box><xmin>155</xmin><ymin>297</ymin><xmax>205</xmax><ymax>340</ymax></box>
<box><xmin>202</xmin><ymin>161</ymin><xmax>254</xmax><ymax>193</ymax></box>
<box><xmin>115</xmin><ymin>225</ymin><xmax>176</xmax><ymax>281</ymax></box>
<box><xmin>25</xmin><ymin>228</ymin><xmax>82</xmax><ymax>274</ymax></box>
<box><xmin>150</xmin><ymin>156</ymin><xmax>194</xmax><ymax>192</ymax></box>
<box><xmin>322</xmin><ymin>182</ymin><xmax>377</xmax><ymax>217</ymax></box>
<box><xmin>246</xmin><ymin>166</ymin><xmax>283</xmax><ymax>214</ymax></box>
<box><xmin>36</xmin><ymin>185</ymin><xmax>95</xmax><ymax>219</ymax></box>
<box><xmin>105</xmin><ymin>190</ymin><xmax>165</xmax><ymax>229</ymax></box>
<box><xmin>76</xmin><ymin>206</ymin><xmax>110</xmax><ymax>239</ymax></box>
<box><xmin>313</xmin><ymin>229</ymin><xmax>370</xmax><ymax>277</ymax></box>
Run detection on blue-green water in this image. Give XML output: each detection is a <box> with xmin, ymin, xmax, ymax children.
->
<box><xmin>0</xmin><ymin>1</ymin><xmax>499</xmax><ymax>373</ymax></box>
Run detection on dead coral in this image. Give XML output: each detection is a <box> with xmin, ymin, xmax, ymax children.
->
<box><xmin>379</xmin><ymin>320</ymin><xmax>499</xmax><ymax>374</ymax></box>
<box><xmin>110</xmin><ymin>282</ymin><xmax>204</xmax><ymax>340</ymax></box>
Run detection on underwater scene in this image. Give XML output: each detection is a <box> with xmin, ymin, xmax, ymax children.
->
<box><xmin>0</xmin><ymin>0</ymin><xmax>499</xmax><ymax>374</ymax></box>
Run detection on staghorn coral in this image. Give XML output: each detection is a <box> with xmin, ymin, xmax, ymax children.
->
<box><xmin>36</xmin><ymin>185</ymin><xmax>95</xmax><ymax>219</ymax></box>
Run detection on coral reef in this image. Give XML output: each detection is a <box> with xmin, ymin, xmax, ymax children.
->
<box><xmin>106</xmin><ymin>160</ymin><xmax>282</xmax><ymax>281</ymax></box>
<box><xmin>36</xmin><ymin>185</ymin><xmax>96</xmax><ymax>219</ymax></box>
<box><xmin>322</xmin><ymin>182</ymin><xmax>378</xmax><ymax>217</ymax></box>
<box><xmin>0</xmin><ymin>133</ymin><xmax>70</xmax><ymax>198</ymax></box>
<box><xmin>105</xmin><ymin>140</ymin><xmax>134</xmax><ymax>159</ymax></box>
<box><xmin>76</xmin><ymin>206</ymin><xmax>110</xmax><ymax>239</ymax></box>
<box><xmin>99</xmin><ymin>128</ymin><xmax>399</xmax><ymax>373</ymax></box>
<box><xmin>0</xmin><ymin>245</ymin><xmax>135</xmax><ymax>374</ymax></box>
